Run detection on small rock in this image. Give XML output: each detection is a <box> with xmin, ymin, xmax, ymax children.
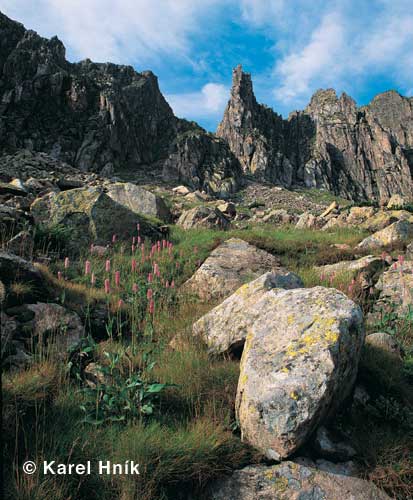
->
<box><xmin>172</xmin><ymin>185</ymin><xmax>190</xmax><ymax>196</ymax></box>
<box><xmin>365</xmin><ymin>332</ymin><xmax>403</xmax><ymax>357</ymax></box>
<box><xmin>177</xmin><ymin>206</ymin><xmax>230</xmax><ymax>230</ymax></box>
<box><xmin>320</xmin><ymin>201</ymin><xmax>338</xmax><ymax>218</ymax></box>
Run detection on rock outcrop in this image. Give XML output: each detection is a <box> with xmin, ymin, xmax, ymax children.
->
<box><xmin>208</xmin><ymin>462</ymin><xmax>390</xmax><ymax>500</ymax></box>
<box><xmin>177</xmin><ymin>205</ymin><xmax>230</xmax><ymax>230</ymax></box>
<box><xmin>357</xmin><ymin>220</ymin><xmax>413</xmax><ymax>250</ymax></box>
<box><xmin>217</xmin><ymin>65</ymin><xmax>413</xmax><ymax>204</ymax></box>
<box><xmin>236</xmin><ymin>286</ymin><xmax>363</xmax><ymax>460</ymax></box>
<box><xmin>0</xmin><ymin>13</ymin><xmax>240</xmax><ymax>192</ymax></box>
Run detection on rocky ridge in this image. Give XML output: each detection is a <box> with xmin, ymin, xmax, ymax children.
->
<box><xmin>217</xmin><ymin>65</ymin><xmax>413</xmax><ymax>203</ymax></box>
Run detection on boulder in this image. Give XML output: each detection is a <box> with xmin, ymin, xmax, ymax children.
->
<box><xmin>193</xmin><ymin>271</ymin><xmax>304</xmax><ymax>355</ymax></box>
<box><xmin>374</xmin><ymin>260</ymin><xmax>413</xmax><ymax>315</ymax></box>
<box><xmin>5</xmin><ymin>231</ymin><xmax>33</xmax><ymax>258</ymax></box>
<box><xmin>208</xmin><ymin>462</ymin><xmax>390</xmax><ymax>500</ymax></box>
<box><xmin>357</xmin><ymin>220</ymin><xmax>413</xmax><ymax>250</ymax></box>
<box><xmin>0</xmin><ymin>252</ymin><xmax>44</xmax><ymax>296</ymax></box>
<box><xmin>315</xmin><ymin>255</ymin><xmax>383</xmax><ymax>280</ymax></box>
<box><xmin>361</xmin><ymin>210</ymin><xmax>413</xmax><ymax>232</ymax></box>
<box><xmin>387</xmin><ymin>193</ymin><xmax>408</xmax><ymax>209</ymax></box>
<box><xmin>236</xmin><ymin>287</ymin><xmax>364</xmax><ymax>459</ymax></box>
<box><xmin>320</xmin><ymin>200</ymin><xmax>338</xmax><ymax>218</ymax></box>
<box><xmin>105</xmin><ymin>182</ymin><xmax>171</xmax><ymax>222</ymax></box>
<box><xmin>0</xmin><ymin>180</ymin><xmax>27</xmax><ymax>197</ymax></box>
<box><xmin>296</xmin><ymin>212</ymin><xmax>317</xmax><ymax>229</ymax></box>
<box><xmin>0</xmin><ymin>204</ymin><xmax>32</xmax><ymax>237</ymax></box>
<box><xmin>365</xmin><ymin>332</ymin><xmax>403</xmax><ymax>357</ymax></box>
<box><xmin>177</xmin><ymin>206</ymin><xmax>230</xmax><ymax>230</ymax></box>
<box><xmin>262</xmin><ymin>209</ymin><xmax>294</xmax><ymax>225</ymax></box>
<box><xmin>172</xmin><ymin>185</ymin><xmax>190</xmax><ymax>196</ymax></box>
<box><xmin>31</xmin><ymin>187</ymin><xmax>160</xmax><ymax>250</ymax></box>
<box><xmin>26</xmin><ymin>303</ymin><xmax>83</xmax><ymax>353</ymax></box>
<box><xmin>217</xmin><ymin>201</ymin><xmax>236</xmax><ymax>217</ymax></box>
<box><xmin>183</xmin><ymin>238</ymin><xmax>281</xmax><ymax>301</ymax></box>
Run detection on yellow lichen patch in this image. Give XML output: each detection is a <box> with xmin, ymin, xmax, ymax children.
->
<box><xmin>281</xmin><ymin>367</ymin><xmax>289</xmax><ymax>373</ymax></box>
<box><xmin>290</xmin><ymin>391</ymin><xmax>299</xmax><ymax>400</ymax></box>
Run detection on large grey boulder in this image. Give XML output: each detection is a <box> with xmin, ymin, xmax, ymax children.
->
<box><xmin>183</xmin><ymin>238</ymin><xmax>281</xmax><ymax>301</ymax></box>
<box><xmin>106</xmin><ymin>182</ymin><xmax>171</xmax><ymax>222</ymax></box>
<box><xmin>193</xmin><ymin>271</ymin><xmax>303</xmax><ymax>355</ymax></box>
<box><xmin>31</xmin><ymin>186</ymin><xmax>160</xmax><ymax>249</ymax></box>
<box><xmin>236</xmin><ymin>287</ymin><xmax>363</xmax><ymax>460</ymax></box>
<box><xmin>208</xmin><ymin>462</ymin><xmax>390</xmax><ymax>500</ymax></box>
<box><xmin>357</xmin><ymin>220</ymin><xmax>413</xmax><ymax>250</ymax></box>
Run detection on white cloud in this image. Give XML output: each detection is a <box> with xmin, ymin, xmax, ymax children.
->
<box><xmin>274</xmin><ymin>12</ymin><xmax>345</xmax><ymax>103</ymax></box>
<box><xmin>166</xmin><ymin>83</ymin><xmax>228</xmax><ymax>120</ymax></box>
<box><xmin>0</xmin><ymin>0</ymin><xmax>223</xmax><ymax>64</ymax></box>
<box><xmin>268</xmin><ymin>2</ymin><xmax>413</xmax><ymax>107</ymax></box>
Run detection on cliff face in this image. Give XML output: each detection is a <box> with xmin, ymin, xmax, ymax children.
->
<box><xmin>218</xmin><ymin>65</ymin><xmax>413</xmax><ymax>203</ymax></box>
<box><xmin>0</xmin><ymin>12</ymin><xmax>240</xmax><ymax>196</ymax></box>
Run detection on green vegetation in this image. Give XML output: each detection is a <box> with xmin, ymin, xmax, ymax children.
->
<box><xmin>3</xmin><ymin>223</ymin><xmax>412</xmax><ymax>499</ymax></box>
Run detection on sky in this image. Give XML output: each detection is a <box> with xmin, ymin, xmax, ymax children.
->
<box><xmin>1</xmin><ymin>0</ymin><xmax>413</xmax><ymax>131</ymax></box>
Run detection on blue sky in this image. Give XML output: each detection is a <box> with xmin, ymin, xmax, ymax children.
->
<box><xmin>1</xmin><ymin>0</ymin><xmax>413</xmax><ymax>131</ymax></box>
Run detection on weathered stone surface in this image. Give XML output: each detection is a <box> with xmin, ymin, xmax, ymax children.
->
<box><xmin>177</xmin><ymin>206</ymin><xmax>230</xmax><ymax>230</ymax></box>
<box><xmin>105</xmin><ymin>182</ymin><xmax>171</xmax><ymax>222</ymax></box>
<box><xmin>5</xmin><ymin>230</ymin><xmax>33</xmax><ymax>258</ymax></box>
<box><xmin>365</xmin><ymin>332</ymin><xmax>403</xmax><ymax>357</ymax></box>
<box><xmin>0</xmin><ymin>204</ymin><xmax>32</xmax><ymax>236</ymax></box>
<box><xmin>236</xmin><ymin>287</ymin><xmax>363</xmax><ymax>459</ymax></box>
<box><xmin>312</xmin><ymin>426</ymin><xmax>356</xmax><ymax>462</ymax></box>
<box><xmin>31</xmin><ymin>186</ymin><xmax>160</xmax><ymax>249</ymax></box>
<box><xmin>387</xmin><ymin>193</ymin><xmax>407</xmax><ymax>209</ymax></box>
<box><xmin>26</xmin><ymin>302</ymin><xmax>83</xmax><ymax>352</ymax></box>
<box><xmin>172</xmin><ymin>185</ymin><xmax>190</xmax><ymax>196</ymax></box>
<box><xmin>361</xmin><ymin>210</ymin><xmax>413</xmax><ymax>232</ymax></box>
<box><xmin>320</xmin><ymin>201</ymin><xmax>338</xmax><ymax>218</ymax></box>
<box><xmin>262</xmin><ymin>208</ymin><xmax>294</xmax><ymax>224</ymax></box>
<box><xmin>374</xmin><ymin>260</ymin><xmax>413</xmax><ymax>315</ymax></box>
<box><xmin>193</xmin><ymin>271</ymin><xmax>303</xmax><ymax>354</ymax></box>
<box><xmin>208</xmin><ymin>462</ymin><xmax>390</xmax><ymax>500</ymax></box>
<box><xmin>296</xmin><ymin>212</ymin><xmax>317</xmax><ymax>229</ymax></box>
<box><xmin>0</xmin><ymin>180</ymin><xmax>27</xmax><ymax>196</ymax></box>
<box><xmin>315</xmin><ymin>255</ymin><xmax>383</xmax><ymax>280</ymax></box>
<box><xmin>0</xmin><ymin>251</ymin><xmax>44</xmax><ymax>291</ymax></box>
<box><xmin>357</xmin><ymin>220</ymin><xmax>413</xmax><ymax>250</ymax></box>
<box><xmin>162</xmin><ymin>132</ymin><xmax>241</xmax><ymax>198</ymax></box>
<box><xmin>183</xmin><ymin>238</ymin><xmax>281</xmax><ymax>301</ymax></box>
<box><xmin>217</xmin><ymin>201</ymin><xmax>236</xmax><ymax>217</ymax></box>
<box><xmin>217</xmin><ymin>65</ymin><xmax>413</xmax><ymax>204</ymax></box>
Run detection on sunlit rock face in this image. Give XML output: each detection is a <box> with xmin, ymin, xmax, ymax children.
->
<box><xmin>217</xmin><ymin>65</ymin><xmax>413</xmax><ymax>204</ymax></box>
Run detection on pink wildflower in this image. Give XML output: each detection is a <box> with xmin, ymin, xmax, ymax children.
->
<box><xmin>137</xmin><ymin>223</ymin><xmax>140</xmax><ymax>232</ymax></box>
<box><xmin>138</xmin><ymin>236</ymin><xmax>141</xmax><ymax>245</ymax></box>
<box><xmin>84</xmin><ymin>260</ymin><xmax>91</xmax><ymax>275</ymax></box>
<box><xmin>132</xmin><ymin>236</ymin><xmax>136</xmax><ymax>245</ymax></box>
<box><xmin>112</xmin><ymin>234</ymin><xmax>117</xmax><ymax>243</ymax></box>
<box><xmin>148</xmin><ymin>272</ymin><xmax>153</xmax><ymax>283</ymax></box>
<box><xmin>57</xmin><ymin>271</ymin><xmax>63</xmax><ymax>280</ymax></box>
<box><xmin>149</xmin><ymin>299</ymin><xmax>155</xmax><ymax>315</ymax></box>
<box><xmin>147</xmin><ymin>288</ymin><xmax>153</xmax><ymax>299</ymax></box>
<box><xmin>104</xmin><ymin>279</ymin><xmax>110</xmax><ymax>294</ymax></box>
<box><xmin>105</xmin><ymin>260</ymin><xmax>111</xmax><ymax>273</ymax></box>
<box><xmin>165</xmin><ymin>280</ymin><xmax>169</xmax><ymax>288</ymax></box>
<box><xmin>115</xmin><ymin>271</ymin><xmax>121</xmax><ymax>287</ymax></box>
<box><xmin>171</xmin><ymin>280</ymin><xmax>175</xmax><ymax>288</ymax></box>
<box><xmin>118</xmin><ymin>299</ymin><xmax>124</xmax><ymax>309</ymax></box>
<box><xmin>132</xmin><ymin>283</ymin><xmax>138</xmax><ymax>293</ymax></box>
<box><xmin>131</xmin><ymin>259</ymin><xmax>137</xmax><ymax>272</ymax></box>
<box><xmin>64</xmin><ymin>257</ymin><xmax>70</xmax><ymax>269</ymax></box>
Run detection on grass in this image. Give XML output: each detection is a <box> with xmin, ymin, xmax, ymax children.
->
<box><xmin>3</xmin><ymin>221</ymin><xmax>412</xmax><ymax>499</ymax></box>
